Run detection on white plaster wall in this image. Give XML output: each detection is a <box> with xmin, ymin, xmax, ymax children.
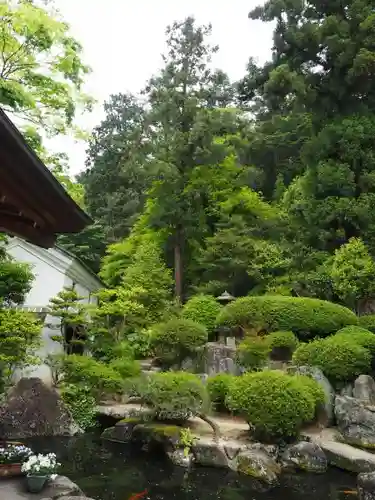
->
<box><xmin>6</xmin><ymin>240</ymin><xmax>101</xmax><ymax>385</ymax></box>
<box><xmin>7</xmin><ymin>244</ymin><xmax>67</xmax><ymax>306</ymax></box>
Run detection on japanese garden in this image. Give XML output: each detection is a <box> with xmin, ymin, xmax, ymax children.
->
<box><xmin>1</xmin><ymin>1</ymin><xmax>375</xmax><ymax>499</ymax></box>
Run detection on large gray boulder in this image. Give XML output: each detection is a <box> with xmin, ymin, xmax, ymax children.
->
<box><xmin>293</xmin><ymin>366</ymin><xmax>335</xmax><ymax>425</ymax></box>
<box><xmin>354</xmin><ymin>375</ymin><xmax>375</xmax><ymax>405</ymax></box>
<box><xmin>335</xmin><ymin>395</ymin><xmax>375</xmax><ymax>448</ymax></box>
<box><xmin>281</xmin><ymin>441</ymin><xmax>327</xmax><ymax>473</ymax></box>
<box><xmin>41</xmin><ymin>475</ymin><xmax>83</xmax><ymax>499</ymax></box>
<box><xmin>0</xmin><ymin>378</ymin><xmax>81</xmax><ymax>438</ymax></box>
<box><xmin>192</xmin><ymin>440</ymin><xmax>229</xmax><ymax>468</ymax></box>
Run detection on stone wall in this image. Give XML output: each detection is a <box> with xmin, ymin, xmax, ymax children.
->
<box><xmin>203</xmin><ymin>342</ymin><xmax>240</xmax><ymax>376</ymax></box>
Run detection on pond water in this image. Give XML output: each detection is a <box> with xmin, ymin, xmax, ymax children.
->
<box><xmin>26</xmin><ymin>434</ymin><xmax>357</xmax><ymax>500</ymax></box>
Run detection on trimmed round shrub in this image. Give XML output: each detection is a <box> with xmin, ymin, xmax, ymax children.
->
<box><xmin>138</xmin><ymin>372</ymin><xmax>209</xmax><ymax>421</ymax></box>
<box><xmin>292</xmin><ymin>337</ymin><xmax>371</xmax><ymax>384</ymax></box>
<box><xmin>267</xmin><ymin>331</ymin><xmax>299</xmax><ymax>360</ymax></box>
<box><xmin>216</xmin><ymin>296</ymin><xmax>357</xmax><ymax>339</ymax></box>
<box><xmin>62</xmin><ymin>354</ymin><xmax>124</xmax><ymax>399</ymax></box>
<box><xmin>151</xmin><ymin>318</ymin><xmax>208</xmax><ymax>368</ymax></box>
<box><xmin>109</xmin><ymin>357</ymin><xmax>141</xmax><ymax>379</ymax></box>
<box><xmin>358</xmin><ymin>315</ymin><xmax>375</xmax><ymax>334</ymax></box>
<box><xmin>182</xmin><ymin>294</ymin><xmax>222</xmax><ymax>334</ymax></box>
<box><xmin>335</xmin><ymin>326</ymin><xmax>375</xmax><ymax>355</ymax></box>
<box><xmin>294</xmin><ymin>374</ymin><xmax>326</xmax><ymax>409</ymax></box>
<box><xmin>225</xmin><ymin>370</ymin><xmax>316</xmax><ymax>441</ymax></box>
<box><xmin>207</xmin><ymin>373</ymin><xmax>236</xmax><ymax>411</ymax></box>
<box><xmin>237</xmin><ymin>337</ymin><xmax>270</xmax><ymax>371</ymax></box>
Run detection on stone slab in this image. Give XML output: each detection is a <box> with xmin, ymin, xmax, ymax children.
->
<box><xmin>304</xmin><ymin>428</ymin><xmax>375</xmax><ymax>473</ymax></box>
<box><xmin>0</xmin><ymin>478</ymin><xmax>49</xmax><ymax>500</ymax></box>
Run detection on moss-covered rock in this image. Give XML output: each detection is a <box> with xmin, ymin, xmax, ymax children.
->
<box><xmin>131</xmin><ymin>423</ymin><xmax>182</xmax><ymax>452</ymax></box>
<box><xmin>235</xmin><ymin>449</ymin><xmax>281</xmax><ymax>485</ymax></box>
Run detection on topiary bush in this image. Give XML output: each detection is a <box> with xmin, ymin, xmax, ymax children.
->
<box><xmin>358</xmin><ymin>315</ymin><xmax>375</xmax><ymax>333</ymax></box>
<box><xmin>225</xmin><ymin>370</ymin><xmax>317</xmax><ymax>441</ymax></box>
<box><xmin>207</xmin><ymin>373</ymin><xmax>236</xmax><ymax>412</ymax></box>
<box><xmin>182</xmin><ymin>294</ymin><xmax>222</xmax><ymax>335</ymax></box>
<box><xmin>216</xmin><ymin>295</ymin><xmax>357</xmax><ymax>339</ymax></box>
<box><xmin>151</xmin><ymin>318</ymin><xmax>208</xmax><ymax>368</ymax></box>
<box><xmin>292</xmin><ymin>336</ymin><xmax>371</xmax><ymax>384</ymax></box>
<box><xmin>267</xmin><ymin>331</ymin><xmax>299</xmax><ymax>360</ymax></box>
<box><xmin>62</xmin><ymin>354</ymin><xmax>124</xmax><ymax>400</ymax></box>
<box><xmin>335</xmin><ymin>326</ymin><xmax>375</xmax><ymax>354</ymax></box>
<box><xmin>237</xmin><ymin>337</ymin><xmax>270</xmax><ymax>371</ymax></box>
<box><xmin>138</xmin><ymin>372</ymin><xmax>209</xmax><ymax>421</ymax></box>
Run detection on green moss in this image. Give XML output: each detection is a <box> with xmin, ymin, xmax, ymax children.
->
<box><xmin>140</xmin><ymin>423</ymin><xmax>181</xmax><ymax>437</ymax></box>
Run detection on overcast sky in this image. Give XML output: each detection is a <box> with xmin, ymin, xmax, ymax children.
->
<box><xmin>49</xmin><ymin>0</ymin><xmax>274</xmax><ymax>175</ymax></box>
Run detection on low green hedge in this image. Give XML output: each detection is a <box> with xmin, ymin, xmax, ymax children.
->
<box><xmin>225</xmin><ymin>370</ymin><xmax>319</xmax><ymax>441</ymax></box>
<box><xmin>292</xmin><ymin>336</ymin><xmax>371</xmax><ymax>384</ymax></box>
<box><xmin>216</xmin><ymin>295</ymin><xmax>357</xmax><ymax>339</ymax></box>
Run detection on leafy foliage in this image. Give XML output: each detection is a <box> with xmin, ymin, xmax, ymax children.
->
<box><xmin>293</xmin><ymin>337</ymin><xmax>371</xmax><ymax>384</ymax></box>
<box><xmin>182</xmin><ymin>295</ymin><xmax>222</xmax><ymax>334</ymax></box>
<box><xmin>0</xmin><ymin>0</ymin><xmax>92</xmax><ymax>134</ymax></box>
<box><xmin>236</xmin><ymin>336</ymin><xmax>270</xmax><ymax>371</ymax></box>
<box><xmin>330</xmin><ymin>238</ymin><xmax>375</xmax><ymax>313</ymax></box>
<box><xmin>0</xmin><ymin>308</ymin><xmax>42</xmax><ymax>382</ymax></box>
<box><xmin>359</xmin><ymin>315</ymin><xmax>375</xmax><ymax>333</ymax></box>
<box><xmin>226</xmin><ymin>371</ymin><xmax>318</xmax><ymax>441</ymax></box>
<box><xmin>47</xmin><ymin>286</ymin><xmax>87</xmax><ymax>353</ymax></box>
<box><xmin>60</xmin><ymin>384</ymin><xmax>97</xmax><ymax>431</ymax></box>
<box><xmin>207</xmin><ymin>373</ymin><xmax>236</xmax><ymax>412</ymax></box>
<box><xmin>334</xmin><ymin>326</ymin><xmax>375</xmax><ymax>357</ymax></box>
<box><xmin>267</xmin><ymin>331</ymin><xmax>299</xmax><ymax>352</ymax></box>
<box><xmin>216</xmin><ymin>296</ymin><xmax>357</xmax><ymax>339</ymax></box>
<box><xmin>61</xmin><ymin>354</ymin><xmax>124</xmax><ymax>400</ymax></box>
<box><xmin>151</xmin><ymin>318</ymin><xmax>208</xmax><ymax>369</ymax></box>
<box><xmin>137</xmin><ymin>372</ymin><xmax>209</xmax><ymax>421</ymax></box>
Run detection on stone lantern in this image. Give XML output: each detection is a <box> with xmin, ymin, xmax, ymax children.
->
<box><xmin>216</xmin><ymin>291</ymin><xmax>235</xmax><ymax>345</ymax></box>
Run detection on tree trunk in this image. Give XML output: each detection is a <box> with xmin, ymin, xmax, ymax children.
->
<box><xmin>199</xmin><ymin>413</ymin><xmax>221</xmax><ymax>442</ymax></box>
<box><xmin>174</xmin><ymin>233</ymin><xmax>183</xmax><ymax>302</ymax></box>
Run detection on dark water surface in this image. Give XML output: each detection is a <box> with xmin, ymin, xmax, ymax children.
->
<box><xmin>26</xmin><ymin>434</ymin><xmax>357</xmax><ymax>500</ymax></box>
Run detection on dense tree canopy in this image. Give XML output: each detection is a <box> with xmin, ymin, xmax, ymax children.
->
<box><xmin>0</xmin><ymin>0</ymin><xmax>92</xmax><ymax>134</ymax></box>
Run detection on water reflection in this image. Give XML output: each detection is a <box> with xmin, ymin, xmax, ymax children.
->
<box><xmin>26</xmin><ymin>434</ymin><xmax>357</xmax><ymax>500</ymax></box>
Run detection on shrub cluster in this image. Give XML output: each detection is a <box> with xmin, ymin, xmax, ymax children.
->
<box><xmin>61</xmin><ymin>354</ymin><xmax>124</xmax><ymax>400</ymax></box>
<box><xmin>292</xmin><ymin>336</ymin><xmax>371</xmax><ymax>384</ymax></box>
<box><xmin>267</xmin><ymin>331</ymin><xmax>299</xmax><ymax>360</ymax></box>
<box><xmin>61</xmin><ymin>383</ymin><xmax>97</xmax><ymax>430</ymax></box>
<box><xmin>216</xmin><ymin>296</ymin><xmax>357</xmax><ymax>339</ymax></box>
<box><xmin>237</xmin><ymin>337</ymin><xmax>270</xmax><ymax>371</ymax></box>
<box><xmin>138</xmin><ymin>372</ymin><xmax>209</xmax><ymax>421</ymax></box>
<box><xmin>207</xmin><ymin>373</ymin><xmax>235</xmax><ymax>411</ymax></box>
<box><xmin>151</xmin><ymin>318</ymin><xmax>208</xmax><ymax>368</ymax></box>
<box><xmin>226</xmin><ymin>370</ymin><xmax>320</xmax><ymax>441</ymax></box>
<box><xmin>182</xmin><ymin>294</ymin><xmax>222</xmax><ymax>334</ymax></box>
